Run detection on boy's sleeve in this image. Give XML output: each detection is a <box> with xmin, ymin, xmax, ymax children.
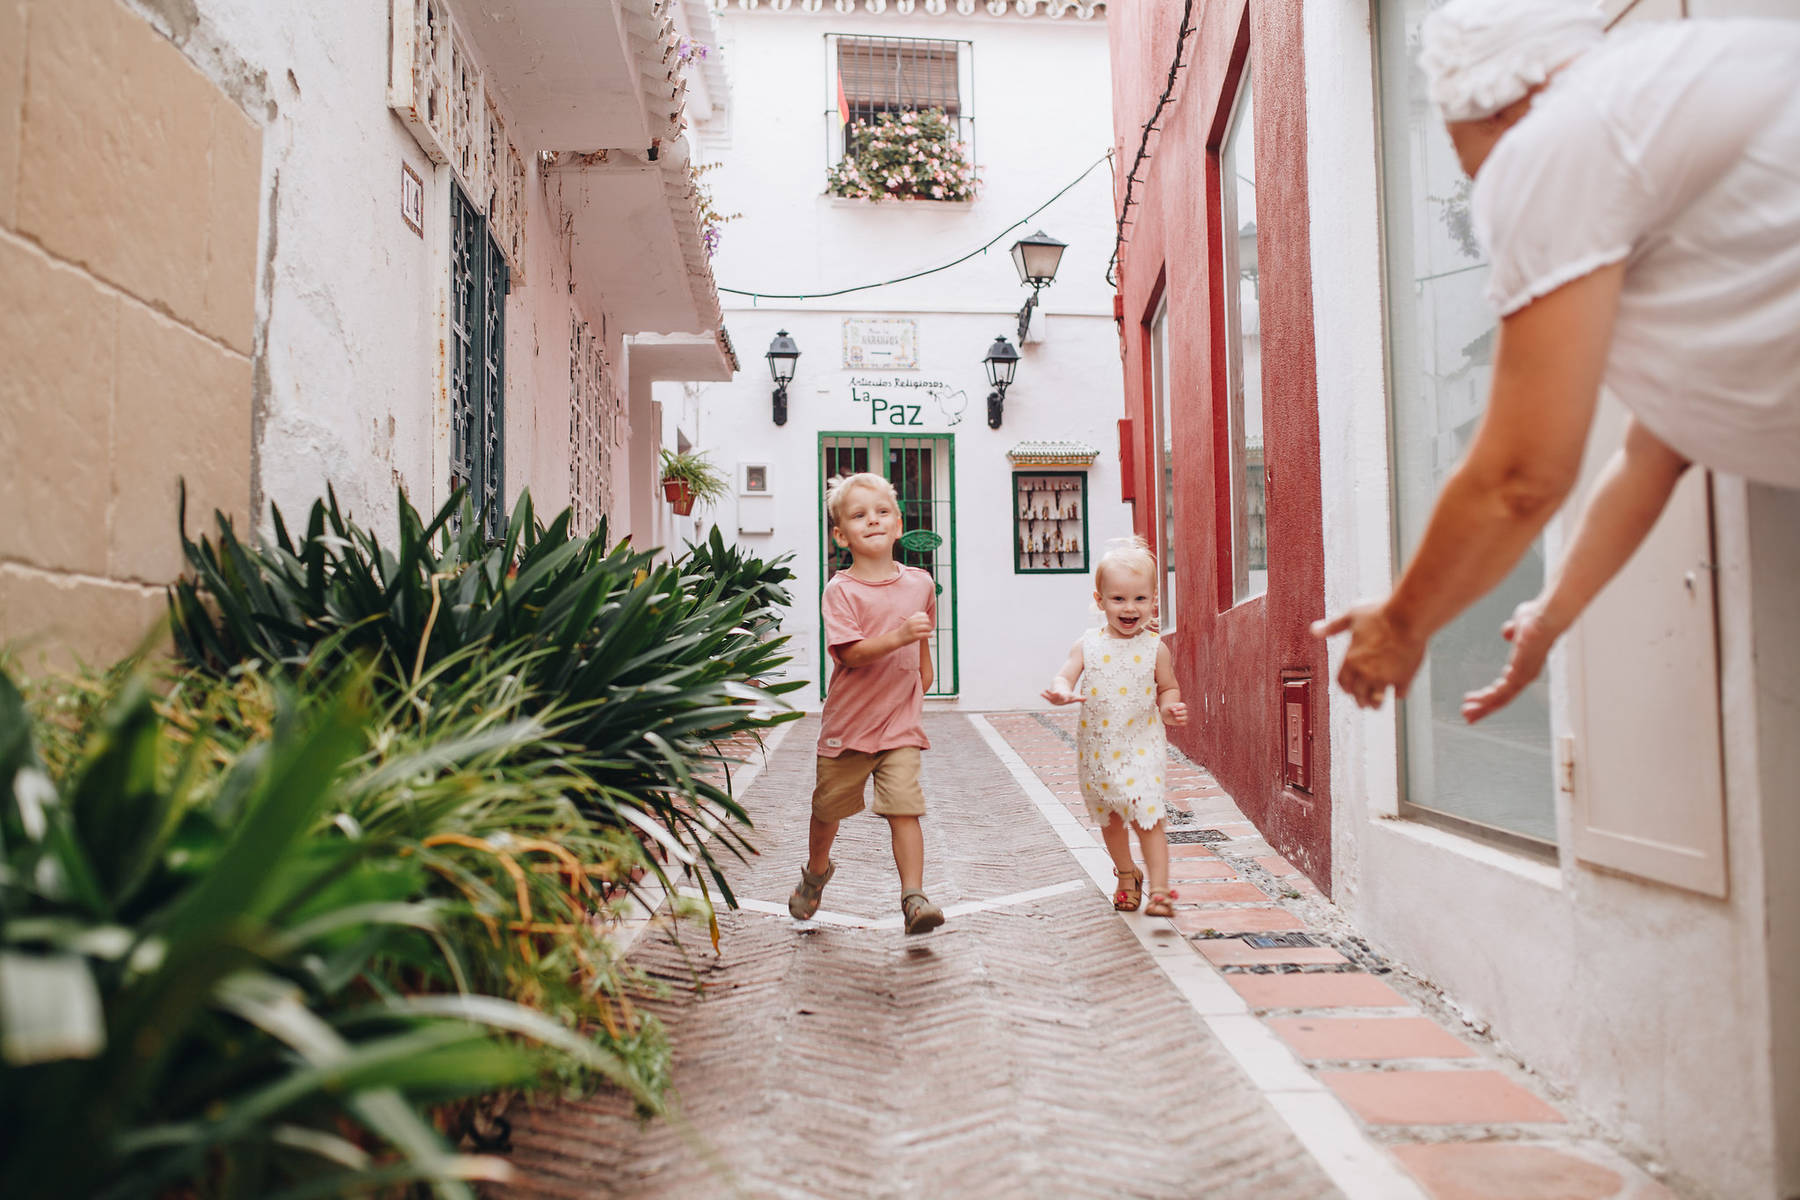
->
<box><xmin>821</xmin><ymin>580</ymin><xmax>866</xmax><ymax>666</ymax></box>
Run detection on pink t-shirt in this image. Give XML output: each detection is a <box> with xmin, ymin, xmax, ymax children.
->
<box><xmin>817</xmin><ymin>565</ymin><xmax>937</xmax><ymax>757</ymax></box>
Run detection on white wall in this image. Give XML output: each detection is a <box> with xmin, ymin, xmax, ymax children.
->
<box><xmin>690</xmin><ymin>10</ymin><xmax>1128</xmax><ymax>710</ymax></box>
<box><xmin>143</xmin><ymin>0</ymin><xmax>637</xmax><ymax>541</ymax></box>
<box><xmin>1308</xmin><ymin>5</ymin><xmax>1796</xmax><ymax>1199</ymax></box>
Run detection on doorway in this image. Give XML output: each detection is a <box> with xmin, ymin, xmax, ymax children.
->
<box><xmin>818</xmin><ymin>433</ymin><xmax>957</xmax><ymax>697</ymax></box>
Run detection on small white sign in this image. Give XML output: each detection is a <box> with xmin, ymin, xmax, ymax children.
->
<box><xmin>400</xmin><ymin>162</ymin><xmax>425</xmax><ymax>237</ymax></box>
<box><xmin>843</xmin><ymin>317</ymin><xmax>918</xmax><ymax>370</ymax></box>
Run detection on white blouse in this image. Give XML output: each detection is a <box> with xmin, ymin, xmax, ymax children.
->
<box><xmin>1473</xmin><ymin>20</ymin><xmax>1800</xmax><ymax>488</ymax></box>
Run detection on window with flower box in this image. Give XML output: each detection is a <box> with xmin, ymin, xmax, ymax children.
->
<box><xmin>825</xmin><ymin>35</ymin><xmax>976</xmax><ymax>202</ymax></box>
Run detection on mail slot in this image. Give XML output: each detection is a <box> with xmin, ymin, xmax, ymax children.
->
<box><xmin>1282</xmin><ymin>676</ymin><xmax>1312</xmax><ymax>792</ymax></box>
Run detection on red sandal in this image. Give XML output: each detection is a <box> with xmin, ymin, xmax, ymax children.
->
<box><xmin>1143</xmin><ymin>888</ymin><xmax>1179</xmax><ymax>918</ymax></box>
<box><xmin>1112</xmin><ymin>866</ymin><xmax>1144</xmax><ymax>912</ymax></box>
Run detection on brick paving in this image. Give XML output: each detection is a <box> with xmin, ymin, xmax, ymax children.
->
<box><xmin>984</xmin><ymin>709</ymin><xmax>1683</xmax><ymax>1200</ymax></box>
<box><xmin>501</xmin><ymin>713</ymin><xmax>1338</xmax><ymax>1199</ymax></box>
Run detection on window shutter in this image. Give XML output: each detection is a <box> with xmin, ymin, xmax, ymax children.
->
<box><xmin>1567</xmin><ymin>391</ymin><xmax>1727</xmax><ymax>896</ymax></box>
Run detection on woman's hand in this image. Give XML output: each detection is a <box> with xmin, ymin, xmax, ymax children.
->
<box><xmin>1460</xmin><ymin>596</ymin><xmax>1564</xmax><ymax>723</ymax></box>
<box><xmin>1312</xmin><ymin>602</ymin><xmax>1427</xmax><ymax>710</ymax></box>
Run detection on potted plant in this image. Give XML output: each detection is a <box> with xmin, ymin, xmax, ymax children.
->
<box><xmin>659</xmin><ymin>448</ymin><xmax>730</xmax><ymax>516</ymax></box>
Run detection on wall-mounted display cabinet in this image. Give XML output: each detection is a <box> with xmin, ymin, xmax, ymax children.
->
<box><xmin>1014</xmin><ymin>471</ymin><xmax>1088</xmax><ymax>574</ymax></box>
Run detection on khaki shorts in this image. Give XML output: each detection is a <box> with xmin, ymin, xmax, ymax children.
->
<box><xmin>812</xmin><ymin>747</ymin><xmax>926</xmax><ymax>821</ymax></box>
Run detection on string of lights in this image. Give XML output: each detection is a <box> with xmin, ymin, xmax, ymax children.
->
<box><xmin>1106</xmin><ymin>0</ymin><xmax>1198</xmax><ymax>289</ymax></box>
<box><xmin>718</xmin><ymin>150</ymin><xmax>1113</xmax><ymax>303</ymax></box>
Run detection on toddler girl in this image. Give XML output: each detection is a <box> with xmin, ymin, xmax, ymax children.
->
<box><xmin>1042</xmin><ymin>538</ymin><xmax>1189</xmax><ymax>917</ymax></box>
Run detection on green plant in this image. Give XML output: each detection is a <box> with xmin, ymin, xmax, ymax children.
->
<box><xmin>681</xmin><ymin>526</ymin><xmax>795</xmax><ymax>639</ymax></box>
<box><xmin>0</xmin><ymin>666</ymin><xmax>655</xmax><ymax>1199</ymax></box>
<box><xmin>658</xmin><ymin>449</ymin><xmax>732</xmax><ymax>506</ymax></box>
<box><xmin>167</xmin><ymin>486</ymin><xmax>803</xmax><ymax>911</ymax></box>
<box><xmin>826</xmin><ymin>108</ymin><xmax>977</xmax><ymax>202</ymax></box>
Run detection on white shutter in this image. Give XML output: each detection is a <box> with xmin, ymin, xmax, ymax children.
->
<box><xmin>1566</xmin><ymin>390</ymin><xmax>1727</xmax><ymax>896</ymax></box>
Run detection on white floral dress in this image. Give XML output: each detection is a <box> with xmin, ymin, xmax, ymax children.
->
<box><xmin>1075</xmin><ymin>627</ymin><xmax>1166</xmax><ymax>829</ymax></box>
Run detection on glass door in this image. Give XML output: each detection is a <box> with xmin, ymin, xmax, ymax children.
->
<box><xmin>818</xmin><ymin>433</ymin><xmax>957</xmax><ymax>697</ymax></box>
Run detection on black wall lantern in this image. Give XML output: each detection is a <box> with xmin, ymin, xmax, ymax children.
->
<box><xmin>766</xmin><ymin>329</ymin><xmax>800</xmax><ymax>425</ymax></box>
<box><xmin>984</xmin><ymin>334</ymin><xmax>1020</xmax><ymax>429</ymax></box>
<box><xmin>1010</xmin><ymin>229</ymin><xmax>1067</xmax><ymax>342</ymax></box>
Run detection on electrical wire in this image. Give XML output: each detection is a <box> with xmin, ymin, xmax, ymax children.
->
<box><xmin>1107</xmin><ymin>0</ymin><xmax>1198</xmax><ymax>289</ymax></box>
<box><xmin>718</xmin><ymin>150</ymin><xmax>1113</xmax><ymax>303</ymax></box>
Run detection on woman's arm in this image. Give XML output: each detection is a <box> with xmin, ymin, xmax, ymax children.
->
<box><xmin>1314</xmin><ymin>261</ymin><xmax>1627</xmax><ymax>709</ymax></box>
<box><xmin>1461</xmin><ymin>415</ymin><xmax>1690</xmax><ymax>722</ymax></box>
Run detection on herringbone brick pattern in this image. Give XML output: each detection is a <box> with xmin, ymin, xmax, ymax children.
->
<box><xmin>502</xmin><ymin>714</ymin><xmax>1339</xmax><ymax>1199</ymax></box>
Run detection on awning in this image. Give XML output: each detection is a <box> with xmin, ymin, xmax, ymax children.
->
<box><xmin>1006</xmin><ymin>440</ymin><xmax>1101</xmax><ymax>466</ymax></box>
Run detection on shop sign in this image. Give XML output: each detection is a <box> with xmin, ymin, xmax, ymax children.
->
<box><xmin>842</xmin><ymin>318</ymin><xmax>919</xmax><ymax>370</ymax></box>
<box><xmin>847</xmin><ymin>375</ymin><xmax>970</xmax><ymax>428</ymax></box>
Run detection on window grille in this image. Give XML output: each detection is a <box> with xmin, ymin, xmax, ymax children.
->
<box><xmin>569</xmin><ymin>317</ymin><xmax>616</xmax><ymax>538</ymax></box>
<box><xmin>826</xmin><ymin>34</ymin><xmax>974</xmax><ymax>168</ymax></box>
<box><xmin>389</xmin><ymin>0</ymin><xmax>527</xmax><ymax>275</ymax></box>
<box><xmin>451</xmin><ymin>183</ymin><xmax>508</xmax><ymax>540</ymax></box>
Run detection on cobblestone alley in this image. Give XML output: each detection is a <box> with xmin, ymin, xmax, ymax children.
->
<box><xmin>501</xmin><ymin>714</ymin><xmax>1678</xmax><ymax>1200</ymax></box>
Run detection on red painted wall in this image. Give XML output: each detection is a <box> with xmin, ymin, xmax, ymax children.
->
<box><xmin>1106</xmin><ymin>0</ymin><xmax>1333</xmax><ymax>891</ymax></box>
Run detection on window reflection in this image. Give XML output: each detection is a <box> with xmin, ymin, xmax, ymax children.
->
<box><xmin>1377</xmin><ymin>0</ymin><xmax>1554</xmax><ymax>845</ymax></box>
<box><xmin>1221</xmin><ymin>71</ymin><xmax>1266</xmax><ymax>602</ymax></box>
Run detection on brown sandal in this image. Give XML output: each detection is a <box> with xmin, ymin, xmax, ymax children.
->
<box><xmin>1143</xmin><ymin>888</ymin><xmax>1178</xmax><ymax>918</ymax></box>
<box><xmin>1112</xmin><ymin>866</ymin><xmax>1144</xmax><ymax>912</ymax></box>
<box><xmin>787</xmin><ymin>859</ymin><xmax>835</xmax><ymax>920</ymax></box>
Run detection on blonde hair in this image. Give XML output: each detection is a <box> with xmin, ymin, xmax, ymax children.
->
<box><xmin>1094</xmin><ymin>535</ymin><xmax>1157</xmax><ymax>592</ymax></box>
<box><xmin>824</xmin><ymin>472</ymin><xmax>900</xmax><ymax>529</ymax></box>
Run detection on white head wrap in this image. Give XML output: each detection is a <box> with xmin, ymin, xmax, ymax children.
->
<box><xmin>1420</xmin><ymin>0</ymin><xmax>1606</xmax><ymax>122</ymax></box>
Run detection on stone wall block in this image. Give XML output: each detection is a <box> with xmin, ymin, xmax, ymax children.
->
<box><xmin>0</xmin><ymin>235</ymin><xmax>117</xmax><ymax>574</ymax></box>
<box><xmin>0</xmin><ymin>562</ymin><xmax>166</xmax><ymax>675</ymax></box>
<box><xmin>202</xmin><ymin>94</ymin><xmax>261</xmax><ymax>356</ymax></box>
<box><xmin>19</xmin><ymin>0</ymin><xmax>214</xmax><ymax>331</ymax></box>
<box><xmin>110</xmin><ymin>302</ymin><xmax>251</xmax><ymax>582</ymax></box>
<box><xmin>0</xmin><ymin>0</ymin><xmax>25</xmax><ymax>231</ymax></box>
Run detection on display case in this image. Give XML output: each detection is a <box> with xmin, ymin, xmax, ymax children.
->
<box><xmin>1013</xmin><ymin>471</ymin><xmax>1088</xmax><ymax>574</ymax></box>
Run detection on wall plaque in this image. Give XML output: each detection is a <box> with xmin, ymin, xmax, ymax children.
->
<box><xmin>842</xmin><ymin>317</ymin><xmax>918</xmax><ymax>370</ymax></box>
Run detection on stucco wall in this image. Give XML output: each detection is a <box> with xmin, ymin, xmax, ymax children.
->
<box><xmin>693</xmin><ymin>10</ymin><xmax>1129</xmax><ymax>711</ymax></box>
<box><xmin>1105</xmin><ymin>0</ymin><xmax>1334</xmax><ymax>887</ymax></box>
<box><xmin>1307</xmin><ymin>3</ymin><xmax>1797</xmax><ymax>1196</ymax></box>
<box><xmin>1</xmin><ymin>0</ymin><xmax>259</xmax><ymax>671</ymax></box>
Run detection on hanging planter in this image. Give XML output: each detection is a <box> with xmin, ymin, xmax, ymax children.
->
<box><xmin>662</xmin><ymin>477</ymin><xmax>696</xmax><ymax>515</ymax></box>
<box><xmin>825</xmin><ymin>108</ymin><xmax>977</xmax><ymax>203</ymax></box>
<box><xmin>659</xmin><ymin>448</ymin><xmax>730</xmax><ymax>518</ymax></box>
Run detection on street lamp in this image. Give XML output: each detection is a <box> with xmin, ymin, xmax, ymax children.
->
<box><xmin>983</xmin><ymin>334</ymin><xmax>1020</xmax><ymax>430</ymax></box>
<box><xmin>766</xmin><ymin>329</ymin><xmax>800</xmax><ymax>425</ymax></box>
<box><xmin>1009</xmin><ymin>229</ymin><xmax>1067</xmax><ymax>342</ymax></box>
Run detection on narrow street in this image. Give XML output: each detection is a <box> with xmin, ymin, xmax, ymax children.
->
<box><xmin>502</xmin><ymin>714</ymin><xmax>1671</xmax><ymax>1200</ymax></box>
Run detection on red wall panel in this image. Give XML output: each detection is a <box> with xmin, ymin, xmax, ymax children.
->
<box><xmin>1106</xmin><ymin>0</ymin><xmax>1333</xmax><ymax>892</ymax></box>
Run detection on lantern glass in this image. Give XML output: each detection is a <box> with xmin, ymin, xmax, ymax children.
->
<box><xmin>984</xmin><ymin>335</ymin><xmax>1020</xmax><ymax>388</ymax></box>
<box><xmin>766</xmin><ymin>329</ymin><xmax>800</xmax><ymax>385</ymax></box>
<box><xmin>1010</xmin><ymin>230</ymin><xmax>1068</xmax><ymax>289</ymax></box>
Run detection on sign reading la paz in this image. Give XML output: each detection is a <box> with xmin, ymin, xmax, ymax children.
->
<box><xmin>848</xmin><ymin>376</ymin><xmax>970</xmax><ymax>427</ymax></box>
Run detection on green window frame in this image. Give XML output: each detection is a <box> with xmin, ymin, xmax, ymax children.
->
<box><xmin>817</xmin><ymin>432</ymin><xmax>958</xmax><ymax>697</ymax></box>
<box><xmin>1013</xmin><ymin>471</ymin><xmax>1089</xmax><ymax>575</ymax></box>
<box><xmin>450</xmin><ymin>181</ymin><xmax>508</xmax><ymax>540</ymax></box>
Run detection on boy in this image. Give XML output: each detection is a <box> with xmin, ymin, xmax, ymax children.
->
<box><xmin>788</xmin><ymin>472</ymin><xmax>945</xmax><ymax>934</ymax></box>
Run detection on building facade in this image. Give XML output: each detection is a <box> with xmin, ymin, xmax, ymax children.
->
<box><xmin>1109</xmin><ymin>1</ymin><xmax>1800</xmax><ymax>1197</ymax></box>
<box><xmin>668</xmin><ymin>0</ymin><xmax>1127</xmax><ymax>711</ymax></box>
<box><xmin>2</xmin><ymin>0</ymin><xmax>736</xmax><ymax>670</ymax></box>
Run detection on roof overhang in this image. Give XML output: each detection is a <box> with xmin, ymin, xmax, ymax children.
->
<box><xmin>550</xmin><ymin>140</ymin><xmax>724</xmax><ymax>336</ymax></box>
<box><xmin>455</xmin><ymin>0</ymin><xmax>687</xmax><ymax>151</ymax></box>
<box><xmin>1007</xmin><ymin>440</ymin><xmax>1101</xmax><ymax>466</ymax></box>
<box><xmin>629</xmin><ymin>328</ymin><xmax>741</xmax><ymax>382</ymax></box>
